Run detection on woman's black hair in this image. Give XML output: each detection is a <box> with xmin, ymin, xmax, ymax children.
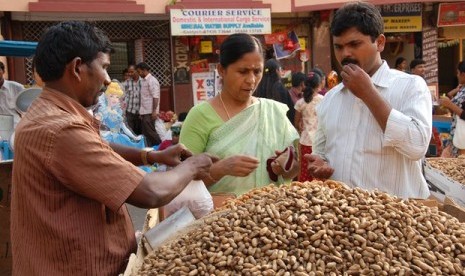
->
<box><xmin>219</xmin><ymin>33</ymin><xmax>263</xmax><ymax>68</ymax></box>
<box><xmin>303</xmin><ymin>72</ymin><xmax>321</xmax><ymax>104</ymax></box>
<box><xmin>395</xmin><ymin>57</ymin><xmax>406</xmax><ymax>68</ymax></box>
<box><xmin>254</xmin><ymin>59</ymin><xmax>282</xmax><ymax>100</ymax></box>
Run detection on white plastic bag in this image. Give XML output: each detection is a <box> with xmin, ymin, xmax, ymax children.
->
<box><xmin>163</xmin><ymin>180</ymin><xmax>214</xmax><ymax>219</ymax></box>
<box><xmin>155</xmin><ymin>118</ymin><xmax>171</xmax><ymax>141</ymax></box>
<box><xmin>453</xmin><ymin>116</ymin><xmax>465</xmax><ymax>149</ymax></box>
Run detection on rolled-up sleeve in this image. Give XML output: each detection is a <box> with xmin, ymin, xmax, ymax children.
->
<box><xmin>383</xmin><ymin>77</ymin><xmax>432</xmax><ymax>160</ymax></box>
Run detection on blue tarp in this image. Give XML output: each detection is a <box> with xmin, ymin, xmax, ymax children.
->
<box><xmin>0</xmin><ymin>40</ymin><xmax>37</xmax><ymax>57</ymax></box>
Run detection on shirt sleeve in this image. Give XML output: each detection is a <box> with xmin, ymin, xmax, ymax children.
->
<box><xmin>294</xmin><ymin>99</ymin><xmax>303</xmax><ymax>112</ymax></box>
<box><xmin>150</xmin><ymin>77</ymin><xmax>160</xmax><ymax>99</ymax></box>
<box><xmin>383</xmin><ymin>77</ymin><xmax>432</xmax><ymax>160</ymax></box>
<box><xmin>460</xmin><ymin>101</ymin><xmax>465</xmax><ymax>121</ymax></box>
<box><xmin>48</xmin><ymin>122</ymin><xmax>146</xmax><ymax>212</ymax></box>
<box><xmin>180</xmin><ymin>103</ymin><xmax>222</xmax><ymax>154</ymax></box>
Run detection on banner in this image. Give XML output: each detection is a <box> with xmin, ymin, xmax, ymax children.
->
<box><xmin>273</xmin><ymin>31</ymin><xmax>301</xmax><ymax>60</ymax></box>
<box><xmin>192</xmin><ymin>72</ymin><xmax>216</xmax><ymax>105</ymax></box>
<box><xmin>438</xmin><ymin>2</ymin><xmax>465</xmax><ymax>27</ymax></box>
<box><xmin>170</xmin><ymin>8</ymin><xmax>271</xmax><ymax>36</ymax></box>
<box><xmin>379</xmin><ymin>3</ymin><xmax>422</xmax><ymax>33</ymax></box>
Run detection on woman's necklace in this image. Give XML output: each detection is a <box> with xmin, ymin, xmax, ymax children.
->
<box><xmin>219</xmin><ymin>93</ymin><xmax>231</xmax><ymax>120</ymax></box>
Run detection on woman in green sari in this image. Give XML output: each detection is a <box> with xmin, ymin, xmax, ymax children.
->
<box><xmin>180</xmin><ymin>34</ymin><xmax>299</xmax><ymax>196</ymax></box>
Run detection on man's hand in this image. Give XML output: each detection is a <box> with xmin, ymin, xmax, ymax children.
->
<box><xmin>151</xmin><ymin>111</ymin><xmax>158</xmax><ymax>121</ymax></box>
<box><xmin>305</xmin><ymin>154</ymin><xmax>334</xmax><ymax>180</ymax></box>
<box><xmin>156</xmin><ymin>144</ymin><xmax>192</xmax><ymax>167</ymax></box>
<box><xmin>340</xmin><ymin>63</ymin><xmax>376</xmax><ymax>100</ymax></box>
<box><xmin>184</xmin><ymin>153</ymin><xmax>219</xmax><ymax>180</ymax></box>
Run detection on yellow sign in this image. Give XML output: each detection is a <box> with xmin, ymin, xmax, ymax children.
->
<box><xmin>200</xmin><ymin>41</ymin><xmax>213</xmax><ymax>54</ymax></box>
<box><xmin>298</xmin><ymin>37</ymin><xmax>306</xmax><ymax>50</ymax></box>
<box><xmin>383</xmin><ymin>16</ymin><xmax>422</xmax><ymax>33</ymax></box>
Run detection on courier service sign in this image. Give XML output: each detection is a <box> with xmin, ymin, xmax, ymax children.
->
<box><xmin>170</xmin><ymin>8</ymin><xmax>271</xmax><ymax>36</ymax></box>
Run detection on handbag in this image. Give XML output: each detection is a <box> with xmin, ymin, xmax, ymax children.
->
<box><xmin>453</xmin><ymin>116</ymin><xmax>465</xmax><ymax>150</ymax></box>
<box><xmin>266</xmin><ymin>145</ymin><xmax>299</xmax><ymax>181</ymax></box>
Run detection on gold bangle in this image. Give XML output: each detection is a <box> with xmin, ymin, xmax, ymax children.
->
<box><xmin>141</xmin><ymin>148</ymin><xmax>154</xmax><ymax>166</ymax></box>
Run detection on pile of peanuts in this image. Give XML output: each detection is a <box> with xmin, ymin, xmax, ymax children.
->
<box><xmin>138</xmin><ymin>181</ymin><xmax>465</xmax><ymax>275</ymax></box>
<box><xmin>427</xmin><ymin>157</ymin><xmax>465</xmax><ymax>184</ymax></box>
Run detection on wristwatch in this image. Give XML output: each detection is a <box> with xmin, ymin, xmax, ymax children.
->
<box><xmin>141</xmin><ymin>147</ymin><xmax>155</xmax><ymax>166</ymax></box>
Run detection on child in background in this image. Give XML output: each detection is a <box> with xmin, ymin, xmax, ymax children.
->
<box><xmin>294</xmin><ymin>72</ymin><xmax>323</xmax><ymax>181</ymax></box>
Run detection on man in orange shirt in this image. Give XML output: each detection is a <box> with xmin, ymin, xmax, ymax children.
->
<box><xmin>11</xmin><ymin>21</ymin><xmax>215</xmax><ymax>275</ymax></box>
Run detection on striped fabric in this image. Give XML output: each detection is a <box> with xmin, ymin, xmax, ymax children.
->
<box><xmin>139</xmin><ymin>73</ymin><xmax>160</xmax><ymax>115</ymax></box>
<box><xmin>123</xmin><ymin>78</ymin><xmax>141</xmax><ymax>114</ymax></box>
<box><xmin>313</xmin><ymin>61</ymin><xmax>432</xmax><ymax>199</ymax></box>
<box><xmin>11</xmin><ymin>88</ymin><xmax>145</xmax><ymax>275</ymax></box>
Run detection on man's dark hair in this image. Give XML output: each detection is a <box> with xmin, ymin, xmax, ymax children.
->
<box><xmin>136</xmin><ymin>62</ymin><xmax>151</xmax><ymax>71</ymax></box>
<box><xmin>330</xmin><ymin>2</ymin><xmax>384</xmax><ymax>42</ymax></box>
<box><xmin>178</xmin><ymin>112</ymin><xmax>188</xmax><ymax>122</ymax></box>
<box><xmin>410</xmin><ymin>59</ymin><xmax>425</xmax><ymax>70</ymax></box>
<box><xmin>0</xmin><ymin>61</ymin><xmax>5</xmax><ymax>71</ymax></box>
<box><xmin>458</xmin><ymin>60</ymin><xmax>465</xmax><ymax>73</ymax></box>
<box><xmin>291</xmin><ymin>72</ymin><xmax>307</xmax><ymax>87</ymax></box>
<box><xmin>34</xmin><ymin>21</ymin><xmax>113</xmax><ymax>82</ymax></box>
<box><xmin>123</xmin><ymin>68</ymin><xmax>128</xmax><ymax>74</ymax></box>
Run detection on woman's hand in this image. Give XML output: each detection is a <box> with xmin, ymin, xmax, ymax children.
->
<box><xmin>305</xmin><ymin>154</ymin><xmax>334</xmax><ymax>180</ymax></box>
<box><xmin>439</xmin><ymin>96</ymin><xmax>453</xmax><ymax>109</ymax></box>
<box><xmin>210</xmin><ymin>154</ymin><xmax>259</xmax><ymax>180</ymax></box>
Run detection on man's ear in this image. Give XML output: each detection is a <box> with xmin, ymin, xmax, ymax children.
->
<box><xmin>376</xmin><ymin>34</ymin><xmax>386</xmax><ymax>52</ymax></box>
<box><xmin>69</xmin><ymin>57</ymin><xmax>83</xmax><ymax>81</ymax></box>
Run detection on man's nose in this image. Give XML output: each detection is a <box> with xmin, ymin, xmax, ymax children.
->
<box><xmin>103</xmin><ymin>71</ymin><xmax>111</xmax><ymax>86</ymax></box>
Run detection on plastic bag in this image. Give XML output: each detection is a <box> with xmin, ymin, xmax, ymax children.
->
<box><xmin>453</xmin><ymin>116</ymin><xmax>465</xmax><ymax>149</ymax></box>
<box><xmin>163</xmin><ymin>180</ymin><xmax>214</xmax><ymax>219</ymax></box>
<box><xmin>155</xmin><ymin>118</ymin><xmax>171</xmax><ymax>141</ymax></box>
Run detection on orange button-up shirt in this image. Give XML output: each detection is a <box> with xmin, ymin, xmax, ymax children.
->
<box><xmin>11</xmin><ymin>88</ymin><xmax>145</xmax><ymax>275</ymax></box>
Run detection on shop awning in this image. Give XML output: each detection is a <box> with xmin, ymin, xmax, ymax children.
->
<box><xmin>0</xmin><ymin>40</ymin><xmax>38</xmax><ymax>57</ymax></box>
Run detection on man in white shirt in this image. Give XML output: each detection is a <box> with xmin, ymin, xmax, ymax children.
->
<box><xmin>306</xmin><ymin>2</ymin><xmax>432</xmax><ymax>199</ymax></box>
<box><xmin>136</xmin><ymin>62</ymin><xmax>161</xmax><ymax>146</ymax></box>
<box><xmin>0</xmin><ymin>61</ymin><xmax>25</xmax><ymax>127</ymax></box>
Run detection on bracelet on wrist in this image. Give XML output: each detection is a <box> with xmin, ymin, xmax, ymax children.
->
<box><xmin>141</xmin><ymin>148</ymin><xmax>155</xmax><ymax>166</ymax></box>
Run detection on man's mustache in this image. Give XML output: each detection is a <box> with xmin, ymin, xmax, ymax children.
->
<box><xmin>341</xmin><ymin>58</ymin><xmax>359</xmax><ymax>66</ymax></box>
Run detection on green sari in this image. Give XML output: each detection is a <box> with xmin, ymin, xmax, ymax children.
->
<box><xmin>180</xmin><ymin>98</ymin><xmax>299</xmax><ymax>195</ymax></box>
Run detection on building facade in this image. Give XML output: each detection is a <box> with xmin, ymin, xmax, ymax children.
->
<box><xmin>1</xmin><ymin>0</ymin><xmax>463</xmax><ymax>112</ymax></box>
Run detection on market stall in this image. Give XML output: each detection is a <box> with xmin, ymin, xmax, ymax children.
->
<box><xmin>125</xmin><ymin>180</ymin><xmax>465</xmax><ymax>275</ymax></box>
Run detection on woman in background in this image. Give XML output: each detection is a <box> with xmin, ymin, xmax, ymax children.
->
<box><xmin>294</xmin><ymin>72</ymin><xmax>323</xmax><ymax>181</ymax></box>
<box><xmin>180</xmin><ymin>33</ymin><xmax>299</xmax><ymax>196</ymax></box>
<box><xmin>439</xmin><ymin>61</ymin><xmax>465</xmax><ymax>157</ymax></box>
<box><xmin>254</xmin><ymin>58</ymin><xmax>294</xmax><ymax>123</ymax></box>
<box><xmin>394</xmin><ymin>57</ymin><xmax>407</xmax><ymax>72</ymax></box>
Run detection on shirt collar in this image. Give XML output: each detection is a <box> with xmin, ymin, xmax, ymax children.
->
<box><xmin>370</xmin><ymin>60</ymin><xmax>391</xmax><ymax>88</ymax></box>
<box><xmin>40</xmin><ymin>87</ymin><xmax>98</xmax><ymax>127</ymax></box>
<box><xmin>143</xmin><ymin>73</ymin><xmax>152</xmax><ymax>80</ymax></box>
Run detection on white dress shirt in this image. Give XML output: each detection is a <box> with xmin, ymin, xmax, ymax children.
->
<box><xmin>139</xmin><ymin>73</ymin><xmax>160</xmax><ymax>115</ymax></box>
<box><xmin>0</xmin><ymin>80</ymin><xmax>25</xmax><ymax>127</ymax></box>
<box><xmin>313</xmin><ymin>61</ymin><xmax>432</xmax><ymax>199</ymax></box>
